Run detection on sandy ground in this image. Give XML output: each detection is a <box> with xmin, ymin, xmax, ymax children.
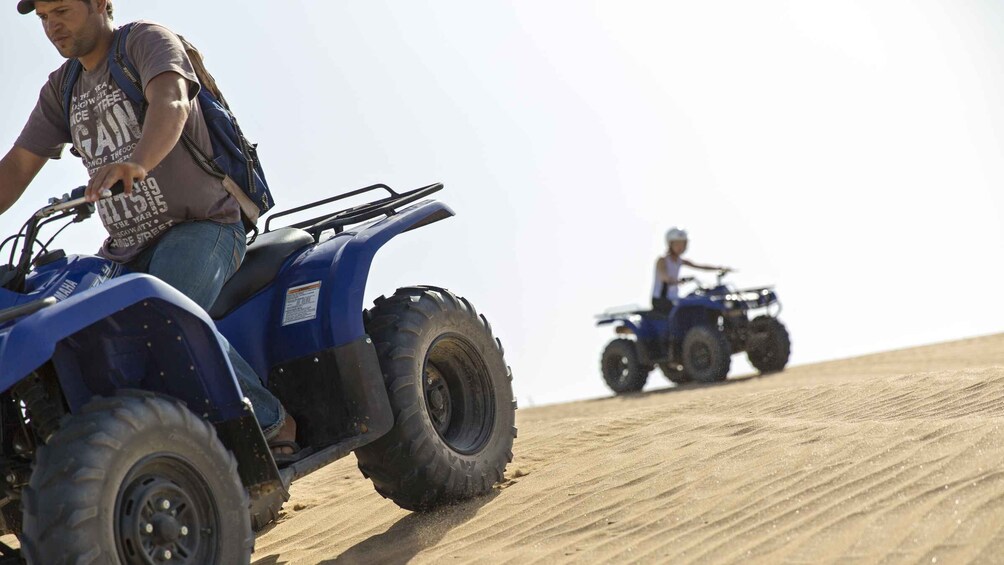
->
<box><xmin>251</xmin><ymin>333</ymin><xmax>1004</xmax><ymax>564</ymax></box>
<box><xmin>7</xmin><ymin>335</ymin><xmax>1002</xmax><ymax>563</ymax></box>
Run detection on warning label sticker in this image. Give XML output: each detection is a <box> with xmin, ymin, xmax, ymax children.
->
<box><xmin>282</xmin><ymin>281</ymin><xmax>322</xmax><ymax>326</ymax></box>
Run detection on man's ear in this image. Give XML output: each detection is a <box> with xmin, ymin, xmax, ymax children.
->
<box><xmin>93</xmin><ymin>0</ymin><xmax>108</xmax><ymax>17</ymax></box>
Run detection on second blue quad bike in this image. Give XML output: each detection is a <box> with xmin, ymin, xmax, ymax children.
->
<box><xmin>0</xmin><ymin>182</ymin><xmax>516</xmax><ymax>564</ymax></box>
<box><xmin>596</xmin><ymin>271</ymin><xmax>791</xmax><ymax>393</ymax></box>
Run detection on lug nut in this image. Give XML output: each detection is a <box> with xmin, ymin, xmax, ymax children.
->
<box><xmin>180</xmin><ymin>526</ymin><xmax>189</xmax><ymax>536</ymax></box>
<box><xmin>159</xmin><ymin>499</ymin><xmax>171</xmax><ymax>510</ymax></box>
<box><xmin>144</xmin><ymin>523</ymin><xmax>154</xmax><ymax>534</ymax></box>
<box><xmin>162</xmin><ymin>549</ymin><xmax>172</xmax><ymax>560</ymax></box>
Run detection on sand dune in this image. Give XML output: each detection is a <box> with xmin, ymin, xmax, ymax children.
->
<box><xmin>9</xmin><ymin>335</ymin><xmax>1000</xmax><ymax>562</ymax></box>
<box><xmin>252</xmin><ymin>334</ymin><xmax>1004</xmax><ymax>564</ymax></box>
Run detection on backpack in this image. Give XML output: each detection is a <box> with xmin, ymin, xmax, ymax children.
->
<box><xmin>60</xmin><ymin>22</ymin><xmax>275</xmax><ymax>233</ymax></box>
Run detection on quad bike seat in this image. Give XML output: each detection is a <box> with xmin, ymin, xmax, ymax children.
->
<box><xmin>209</xmin><ymin>227</ymin><xmax>314</xmax><ymax>319</ymax></box>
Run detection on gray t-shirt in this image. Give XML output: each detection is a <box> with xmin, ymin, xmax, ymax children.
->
<box><xmin>15</xmin><ymin>21</ymin><xmax>240</xmax><ymax>263</ymax></box>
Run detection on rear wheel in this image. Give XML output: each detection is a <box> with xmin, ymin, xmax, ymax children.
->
<box><xmin>357</xmin><ymin>286</ymin><xmax>516</xmax><ymax>511</ymax></box>
<box><xmin>601</xmin><ymin>339</ymin><xmax>649</xmax><ymax>393</ymax></box>
<box><xmin>681</xmin><ymin>325</ymin><xmax>732</xmax><ymax>383</ymax></box>
<box><xmin>746</xmin><ymin>316</ymin><xmax>791</xmax><ymax>374</ymax></box>
<box><xmin>21</xmin><ymin>392</ymin><xmax>253</xmax><ymax>565</ymax></box>
<box><xmin>658</xmin><ymin>362</ymin><xmax>690</xmax><ymax>384</ymax></box>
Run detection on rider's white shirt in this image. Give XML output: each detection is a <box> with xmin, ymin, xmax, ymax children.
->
<box><xmin>652</xmin><ymin>255</ymin><xmax>683</xmax><ymax>301</ymax></box>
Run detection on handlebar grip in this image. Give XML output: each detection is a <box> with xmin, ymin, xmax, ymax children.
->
<box><xmin>101</xmin><ymin>181</ymin><xmax>127</xmax><ymax>198</ymax></box>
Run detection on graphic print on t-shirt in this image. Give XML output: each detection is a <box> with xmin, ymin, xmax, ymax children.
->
<box><xmin>70</xmin><ymin>81</ymin><xmax>173</xmax><ymax>249</ymax></box>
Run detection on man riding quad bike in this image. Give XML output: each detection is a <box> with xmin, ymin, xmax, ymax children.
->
<box><xmin>0</xmin><ymin>182</ymin><xmax>516</xmax><ymax>564</ymax></box>
<box><xmin>597</xmin><ymin>268</ymin><xmax>791</xmax><ymax>394</ymax></box>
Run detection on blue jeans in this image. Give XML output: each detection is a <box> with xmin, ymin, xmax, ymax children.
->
<box><xmin>126</xmin><ymin>220</ymin><xmax>286</xmax><ymax>439</ymax></box>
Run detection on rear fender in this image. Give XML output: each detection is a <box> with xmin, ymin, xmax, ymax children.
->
<box><xmin>0</xmin><ymin>274</ymin><xmax>246</xmax><ymax>421</ymax></box>
<box><xmin>326</xmin><ymin>200</ymin><xmax>454</xmax><ymax>344</ymax></box>
<box><xmin>597</xmin><ymin>318</ymin><xmax>641</xmax><ymax>334</ymax></box>
<box><xmin>218</xmin><ymin>200</ymin><xmax>454</xmax><ymax>376</ymax></box>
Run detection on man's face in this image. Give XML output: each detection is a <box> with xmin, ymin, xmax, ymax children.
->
<box><xmin>670</xmin><ymin>240</ymin><xmax>688</xmax><ymax>255</ymax></box>
<box><xmin>34</xmin><ymin>0</ymin><xmax>101</xmax><ymax>59</ymax></box>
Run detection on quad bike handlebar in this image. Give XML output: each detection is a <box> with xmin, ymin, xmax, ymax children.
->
<box><xmin>0</xmin><ymin>181</ymin><xmax>126</xmax><ymax>293</ymax></box>
<box><xmin>685</xmin><ymin>269</ymin><xmax>736</xmax><ymax>291</ymax></box>
<box><xmin>37</xmin><ymin>181</ymin><xmax>125</xmax><ymax>218</ymax></box>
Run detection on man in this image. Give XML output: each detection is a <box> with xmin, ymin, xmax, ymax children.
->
<box><xmin>1</xmin><ymin>0</ymin><xmax>298</xmax><ymax>458</ymax></box>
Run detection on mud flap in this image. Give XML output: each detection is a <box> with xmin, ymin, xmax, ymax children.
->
<box><xmin>214</xmin><ymin>400</ymin><xmax>288</xmax><ymax>518</ymax></box>
<box><xmin>267</xmin><ymin>336</ymin><xmax>394</xmax><ymax>484</ymax></box>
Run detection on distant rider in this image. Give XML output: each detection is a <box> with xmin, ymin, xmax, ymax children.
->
<box><xmin>652</xmin><ymin>227</ymin><xmax>730</xmax><ymax>312</ymax></box>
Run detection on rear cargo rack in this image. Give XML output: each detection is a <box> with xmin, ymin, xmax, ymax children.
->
<box><xmin>263</xmin><ymin>182</ymin><xmax>444</xmax><ymax>238</ymax></box>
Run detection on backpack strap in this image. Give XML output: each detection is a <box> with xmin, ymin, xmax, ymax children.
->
<box><xmin>105</xmin><ymin>22</ymin><xmax>225</xmax><ymax>181</ymax></box>
<box><xmin>59</xmin><ymin>26</ymin><xmax>135</xmax><ymax>158</ymax></box>
<box><xmin>60</xmin><ymin>59</ymin><xmax>84</xmax><ymax>132</ymax></box>
<box><xmin>107</xmin><ymin>22</ymin><xmax>144</xmax><ymax>106</ymax></box>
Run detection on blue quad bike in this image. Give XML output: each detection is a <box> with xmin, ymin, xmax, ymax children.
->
<box><xmin>0</xmin><ymin>182</ymin><xmax>516</xmax><ymax>564</ymax></box>
<box><xmin>596</xmin><ymin>271</ymin><xmax>791</xmax><ymax>393</ymax></box>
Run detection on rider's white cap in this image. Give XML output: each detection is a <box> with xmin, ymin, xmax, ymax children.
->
<box><xmin>665</xmin><ymin>227</ymin><xmax>688</xmax><ymax>244</ymax></box>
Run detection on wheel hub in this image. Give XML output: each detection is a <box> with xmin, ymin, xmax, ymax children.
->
<box><xmin>617</xmin><ymin>357</ymin><xmax>631</xmax><ymax>383</ymax></box>
<box><xmin>692</xmin><ymin>343</ymin><xmax>712</xmax><ymax>370</ymax></box>
<box><xmin>120</xmin><ymin>475</ymin><xmax>204</xmax><ymax>564</ymax></box>
<box><xmin>424</xmin><ymin>365</ymin><xmax>453</xmax><ymax>435</ymax></box>
<box><xmin>422</xmin><ymin>334</ymin><xmax>497</xmax><ymax>454</ymax></box>
<box><xmin>150</xmin><ymin>513</ymin><xmax>181</xmax><ymax>544</ymax></box>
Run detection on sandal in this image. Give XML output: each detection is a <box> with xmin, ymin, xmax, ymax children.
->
<box><xmin>268</xmin><ymin>440</ymin><xmax>306</xmax><ymax>465</ymax></box>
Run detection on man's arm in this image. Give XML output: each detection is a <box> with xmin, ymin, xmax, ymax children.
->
<box><xmin>84</xmin><ymin>71</ymin><xmax>191</xmax><ymax>201</ymax></box>
<box><xmin>0</xmin><ymin>146</ymin><xmax>48</xmax><ymax>215</ymax></box>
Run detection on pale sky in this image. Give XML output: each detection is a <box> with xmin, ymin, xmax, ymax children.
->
<box><xmin>2</xmin><ymin>1</ymin><xmax>1002</xmax><ymax>406</ymax></box>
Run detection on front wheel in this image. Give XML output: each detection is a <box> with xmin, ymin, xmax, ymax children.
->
<box><xmin>746</xmin><ymin>316</ymin><xmax>791</xmax><ymax>374</ymax></box>
<box><xmin>356</xmin><ymin>286</ymin><xmax>516</xmax><ymax>511</ymax></box>
<box><xmin>21</xmin><ymin>392</ymin><xmax>253</xmax><ymax>565</ymax></box>
<box><xmin>681</xmin><ymin>325</ymin><xmax>732</xmax><ymax>383</ymax></box>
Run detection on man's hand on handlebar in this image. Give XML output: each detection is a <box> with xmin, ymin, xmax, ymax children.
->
<box><xmin>85</xmin><ymin>162</ymin><xmax>146</xmax><ymax>202</ymax></box>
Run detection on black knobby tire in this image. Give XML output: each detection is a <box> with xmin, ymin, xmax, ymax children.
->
<box><xmin>600</xmin><ymin>339</ymin><xmax>648</xmax><ymax>393</ymax></box>
<box><xmin>21</xmin><ymin>392</ymin><xmax>253</xmax><ymax>565</ymax></box>
<box><xmin>356</xmin><ymin>286</ymin><xmax>516</xmax><ymax>511</ymax></box>
<box><xmin>681</xmin><ymin>325</ymin><xmax>732</xmax><ymax>383</ymax></box>
<box><xmin>746</xmin><ymin>316</ymin><xmax>791</xmax><ymax>374</ymax></box>
<box><xmin>658</xmin><ymin>362</ymin><xmax>690</xmax><ymax>384</ymax></box>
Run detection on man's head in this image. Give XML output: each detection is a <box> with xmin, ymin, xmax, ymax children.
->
<box><xmin>18</xmin><ymin>0</ymin><xmax>111</xmax><ymax>17</ymax></box>
<box><xmin>20</xmin><ymin>0</ymin><xmax>113</xmax><ymax>60</ymax></box>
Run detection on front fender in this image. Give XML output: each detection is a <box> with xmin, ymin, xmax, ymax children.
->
<box><xmin>675</xmin><ymin>295</ymin><xmax>726</xmax><ymax>312</ymax></box>
<box><xmin>0</xmin><ymin>274</ymin><xmax>245</xmax><ymax>420</ymax></box>
<box><xmin>667</xmin><ymin>297</ymin><xmax>726</xmax><ymax>339</ymax></box>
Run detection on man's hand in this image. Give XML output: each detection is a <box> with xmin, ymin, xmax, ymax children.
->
<box><xmin>85</xmin><ymin>161</ymin><xmax>147</xmax><ymax>201</ymax></box>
